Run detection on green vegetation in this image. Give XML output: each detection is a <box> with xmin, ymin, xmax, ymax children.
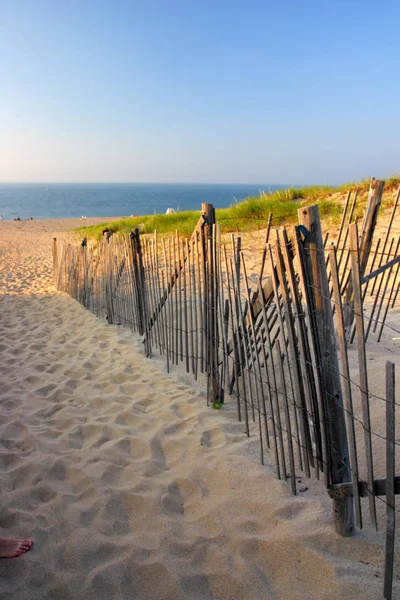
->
<box><xmin>74</xmin><ymin>186</ymin><xmax>342</xmax><ymax>240</ymax></box>
<box><xmin>212</xmin><ymin>401</ymin><xmax>224</xmax><ymax>410</ymax></box>
<box><xmin>339</xmin><ymin>174</ymin><xmax>400</xmax><ymax>193</ymax></box>
<box><xmin>76</xmin><ymin>211</ymin><xmax>200</xmax><ymax>241</ymax></box>
<box><xmin>74</xmin><ymin>175</ymin><xmax>400</xmax><ymax>241</ymax></box>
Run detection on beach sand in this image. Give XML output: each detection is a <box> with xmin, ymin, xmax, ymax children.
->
<box><xmin>0</xmin><ymin>217</ymin><xmax>398</xmax><ymax>599</ymax></box>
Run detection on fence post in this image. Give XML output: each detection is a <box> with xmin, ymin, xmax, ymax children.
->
<box><xmin>80</xmin><ymin>238</ymin><xmax>88</xmax><ymax>308</ymax></box>
<box><xmin>52</xmin><ymin>237</ymin><xmax>58</xmax><ymax>288</ymax></box>
<box><xmin>201</xmin><ymin>203</ymin><xmax>220</xmax><ymax>404</ymax></box>
<box><xmin>343</xmin><ymin>178</ymin><xmax>384</xmax><ymax>335</ymax></box>
<box><xmin>298</xmin><ymin>205</ymin><xmax>354</xmax><ymax>536</ymax></box>
<box><xmin>129</xmin><ymin>228</ymin><xmax>150</xmax><ymax>356</ymax></box>
<box><xmin>384</xmin><ymin>361</ymin><xmax>396</xmax><ymax>600</ymax></box>
<box><xmin>349</xmin><ymin>222</ymin><xmax>377</xmax><ymax>528</ymax></box>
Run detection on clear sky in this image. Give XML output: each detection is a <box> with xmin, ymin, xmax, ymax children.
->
<box><xmin>1</xmin><ymin>0</ymin><xmax>400</xmax><ymax>184</ymax></box>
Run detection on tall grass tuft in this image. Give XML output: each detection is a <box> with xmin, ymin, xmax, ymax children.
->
<box><xmin>74</xmin><ymin>174</ymin><xmax>399</xmax><ymax>241</ymax></box>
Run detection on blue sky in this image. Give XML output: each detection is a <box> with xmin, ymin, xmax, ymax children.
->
<box><xmin>1</xmin><ymin>0</ymin><xmax>399</xmax><ymax>184</ymax></box>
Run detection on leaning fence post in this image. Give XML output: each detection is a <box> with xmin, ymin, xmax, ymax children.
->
<box><xmin>343</xmin><ymin>178</ymin><xmax>384</xmax><ymax>335</ymax></box>
<box><xmin>298</xmin><ymin>205</ymin><xmax>354</xmax><ymax>536</ymax></box>
<box><xmin>349</xmin><ymin>222</ymin><xmax>377</xmax><ymax>529</ymax></box>
<box><xmin>384</xmin><ymin>361</ymin><xmax>396</xmax><ymax>600</ymax></box>
<box><xmin>201</xmin><ymin>203</ymin><xmax>220</xmax><ymax>405</ymax></box>
<box><xmin>329</xmin><ymin>244</ymin><xmax>362</xmax><ymax>529</ymax></box>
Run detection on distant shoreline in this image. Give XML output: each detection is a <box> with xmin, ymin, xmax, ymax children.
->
<box><xmin>0</xmin><ymin>216</ymin><xmax>119</xmax><ymax>232</ymax></box>
<box><xmin>0</xmin><ymin>182</ymin><xmax>287</xmax><ymax>221</ymax></box>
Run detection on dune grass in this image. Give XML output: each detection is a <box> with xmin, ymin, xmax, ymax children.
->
<box><xmin>75</xmin><ymin>211</ymin><xmax>201</xmax><ymax>240</ymax></box>
<box><xmin>75</xmin><ymin>186</ymin><xmax>342</xmax><ymax>241</ymax></box>
<box><xmin>74</xmin><ymin>176</ymin><xmax>399</xmax><ymax>241</ymax></box>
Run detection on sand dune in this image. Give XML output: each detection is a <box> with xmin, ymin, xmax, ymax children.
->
<box><xmin>0</xmin><ymin>218</ymin><xmax>396</xmax><ymax>599</ymax></box>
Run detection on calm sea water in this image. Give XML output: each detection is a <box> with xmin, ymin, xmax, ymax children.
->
<box><xmin>0</xmin><ymin>183</ymin><xmax>287</xmax><ymax>221</ymax></box>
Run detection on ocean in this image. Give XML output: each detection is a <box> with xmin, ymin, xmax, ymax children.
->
<box><xmin>0</xmin><ymin>183</ymin><xmax>287</xmax><ymax>221</ymax></box>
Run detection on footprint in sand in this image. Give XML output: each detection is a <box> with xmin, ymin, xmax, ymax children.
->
<box><xmin>47</xmin><ymin>458</ymin><xmax>68</xmax><ymax>482</ymax></box>
<box><xmin>68</xmin><ymin>426</ymin><xmax>84</xmax><ymax>449</ymax></box>
<box><xmin>161</xmin><ymin>482</ymin><xmax>184</xmax><ymax>515</ymax></box>
<box><xmin>200</xmin><ymin>427</ymin><xmax>226</xmax><ymax>448</ymax></box>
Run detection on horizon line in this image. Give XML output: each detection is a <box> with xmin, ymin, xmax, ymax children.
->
<box><xmin>0</xmin><ymin>181</ymin><xmax>332</xmax><ymax>187</ymax></box>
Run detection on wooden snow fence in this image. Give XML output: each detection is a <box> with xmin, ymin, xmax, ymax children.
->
<box><xmin>53</xmin><ymin>183</ymin><xmax>400</xmax><ymax>597</ymax></box>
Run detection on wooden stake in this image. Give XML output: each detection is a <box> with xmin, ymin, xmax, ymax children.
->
<box><xmin>365</xmin><ymin>238</ymin><xmax>395</xmax><ymax>341</ymax></box>
<box><xmin>337</xmin><ymin>191</ymin><xmax>357</xmax><ymax>275</ymax></box>
<box><xmin>191</xmin><ymin>238</ymin><xmax>199</xmax><ymax>379</ymax></box>
<box><xmin>224</xmin><ymin>246</ymin><xmax>242</xmax><ymax>422</ymax></box>
<box><xmin>276</xmin><ymin>339</ymin><xmax>297</xmax><ymax>494</ymax></box>
<box><xmin>378</xmin><ymin>242</ymin><xmax>400</xmax><ymax>342</ymax></box>
<box><xmin>373</xmin><ymin>237</ymin><xmax>400</xmax><ymax>333</ymax></box>
<box><xmin>349</xmin><ymin>222</ymin><xmax>377</xmax><ymax>529</ymax></box>
<box><xmin>293</xmin><ymin>226</ymin><xmax>328</xmax><ymax>483</ymax></box>
<box><xmin>329</xmin><ymin>244</ymin><xmax>362</xmax><ymax>529</ymax></box>
<box><xmin>384</xmin><ymin>361</ymin><xmax>395</xmax><ymax>600</ymax></box>
<box><xmin>229</xmin><ymin>257</ymin><xmax>250</xmax><ymax>435</ymax></box>
<box><xmin>299</xmin><ymin>206</ymin><xmax>354</xmax><ymax>536</ymax></box>
<box><xmin>371</xmin><ymin>185</ymin><xmax>399</xmax><ymax>297</ymax></box>
<box><xmin>173</xmin><ymin>235</ymin><xmax>179</xmax><ymax>365</ymax></box>
<box><xmin>344</xmin><ymin>179</ymin><xmax>385</xmax><ymax>334</ymax></box>
<box><xmin>182</xmin><ymin>238</ymin><xmax>189</xmax><ymax>372</ymax></box>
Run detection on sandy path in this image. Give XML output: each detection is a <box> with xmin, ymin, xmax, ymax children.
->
<box><xmin>0</xmin><ymin>219</ymin><xmax>394</xmax><ymax>599</ymax></box>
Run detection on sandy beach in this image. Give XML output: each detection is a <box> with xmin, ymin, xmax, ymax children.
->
<box><xmin>0</xmin><ymin>217</ymin><xmax>398</xmax><ymax>600</ymax></box>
